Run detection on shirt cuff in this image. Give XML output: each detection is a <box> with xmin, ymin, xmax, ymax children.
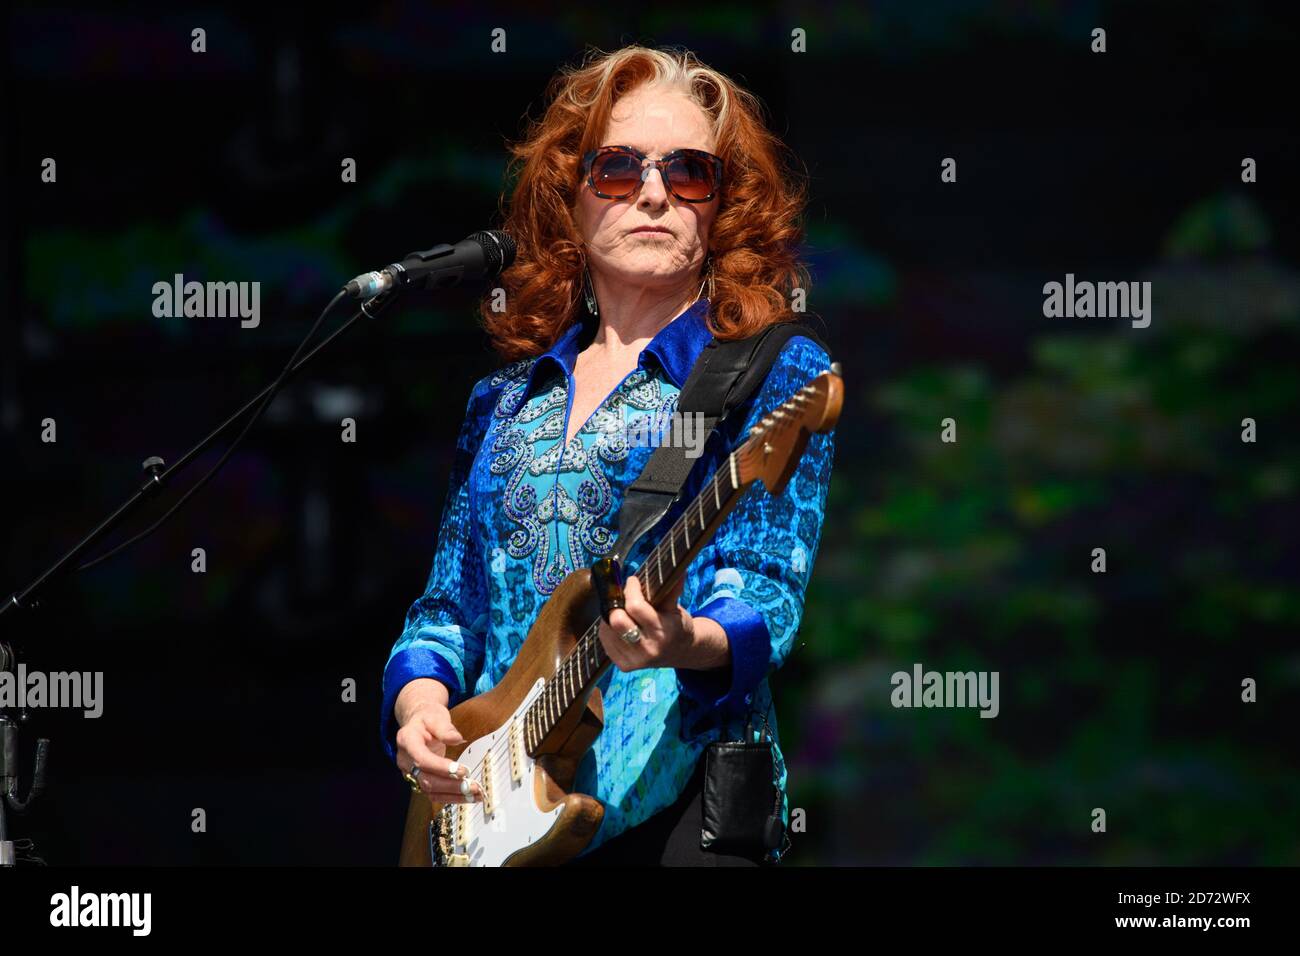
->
<box><xmin>380</xmin><ymin>646</ymin><xmax>464</xmax><ymax>764</ymax></box>
<box><xmin>676</xmin><ymin>595</ymin><xmax>770</xmax><ymax>713</ymax></box>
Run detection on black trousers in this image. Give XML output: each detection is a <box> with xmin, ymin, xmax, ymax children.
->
<box><xmin>564</xmin><ymin>752</ymin><xmax>765</xmax><ymax>867</ymax></box>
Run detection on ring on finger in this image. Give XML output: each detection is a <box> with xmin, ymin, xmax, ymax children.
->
<box><xmin>403</xmin><ymin>766</ymin><xmax>422</xmax><ymax>792</ymax></box>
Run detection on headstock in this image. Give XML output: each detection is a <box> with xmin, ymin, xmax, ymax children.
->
<box><xmin>734</xmin><ymin>362</ymin><xmax>843</xmax><ymax>495</ymax></box>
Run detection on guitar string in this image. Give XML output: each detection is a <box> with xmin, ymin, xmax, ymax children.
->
<box><xmin>448</xmin><ymin>384</ymin><xmax>816</xmax><ymax>830</ymax></box>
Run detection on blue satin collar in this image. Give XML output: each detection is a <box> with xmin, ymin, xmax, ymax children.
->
<box><xmin>520</xmin><ymin>297</ymin><xmax>714</xmax><ymax>399</ymax></box>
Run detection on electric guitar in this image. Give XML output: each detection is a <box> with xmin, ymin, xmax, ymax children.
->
<box><xmin>397</xmin><ymin>363</ymin><xmax>843</xmax><ymax>866</ymax></box>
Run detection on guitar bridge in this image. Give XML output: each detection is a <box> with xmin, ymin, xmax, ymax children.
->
<box><xmin>432</xmin><ymin>805</ymin><xmax>454</xmax><ymax>866</ymax></box>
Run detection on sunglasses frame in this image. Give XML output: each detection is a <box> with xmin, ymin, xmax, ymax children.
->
<box><xmin>580</xmin><ymin>145</ymin><xmax>725</xmax><ymax>203</ymax></box>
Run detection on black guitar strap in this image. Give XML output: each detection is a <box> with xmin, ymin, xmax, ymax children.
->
<box><xmin>612</xmin><ymin>318</ymin><xmax>833</xmax><ymax>564</ymax></box>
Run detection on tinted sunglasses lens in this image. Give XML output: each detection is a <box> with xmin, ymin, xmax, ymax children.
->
<box><xmin>591</xmin><ymin>152</ymin><xmax>641</xmax><ymax>196</ymax></box>
<box><xmin>666</xmin><ymin>154</ymin><xmax>715</xmax><ymax>200</ymax></box>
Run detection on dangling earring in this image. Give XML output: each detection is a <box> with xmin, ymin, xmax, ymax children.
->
<box><xmin>582</xmin><ymin>262</ymin><xmax>599</xmax><ymax>319</ymax></box>
<box><xmin>697</xmin><ymin>256</ymin><xmax>715</xmax><ymax>302</ymax></box>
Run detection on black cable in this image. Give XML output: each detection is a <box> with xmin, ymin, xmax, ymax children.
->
<box><xmin>75</xmin><ymin>288</ymin><xmax>351</xmax><ymax>572</ymax></box>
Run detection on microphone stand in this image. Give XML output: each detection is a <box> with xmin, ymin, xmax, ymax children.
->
<box><xmin>0</xmin><ymin>286</ymin><xmax>399</xmax><ymax>865</ymax></box>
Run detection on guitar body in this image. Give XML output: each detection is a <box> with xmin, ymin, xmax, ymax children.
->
<box><xmin>398</xmin><ymin>569</ymin><xmax>607</xmax><ymax>867</ymax></box>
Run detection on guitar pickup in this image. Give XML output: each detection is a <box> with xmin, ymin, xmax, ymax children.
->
<box><xmin>481</xmin><ymin>751</ymin><xmax>495</xmax><ymax>815</ymax></box>
<box><xmin>454</xmin><ymin>803</ymin><xmax>472</xmax><ymax>847</ymax></box>
<box><xmin>509</xmin><ymin>718</ymin><xmax>524</xmax><ymax>785</ymax></box>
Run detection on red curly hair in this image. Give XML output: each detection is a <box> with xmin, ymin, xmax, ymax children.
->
<box><xmin>481</xmin><ymin>45</ymin><xmax>812</xmax><ymax>362</ymax></box>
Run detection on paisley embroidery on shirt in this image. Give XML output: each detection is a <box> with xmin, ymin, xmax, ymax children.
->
<box><xmin>487</xmin><ymin>365</ymin><xmax>680</xmax><ymax>596</ymax></box>
<box><xmin>490</xmin><ymin>358</ymin><xmax>540</xmax><ymax>419</ymax></box>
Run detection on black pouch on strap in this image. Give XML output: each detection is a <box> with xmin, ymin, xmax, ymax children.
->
<box><xmin>700</xmin><ymin>715</ymin><xmax>785</xmax><ymax>859</ymax></box>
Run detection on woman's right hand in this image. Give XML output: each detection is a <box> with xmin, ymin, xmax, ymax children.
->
<box><xmin>394</xmin><ymin>678</ymin><xmax>482</xmax><ymax>803</ymax></box>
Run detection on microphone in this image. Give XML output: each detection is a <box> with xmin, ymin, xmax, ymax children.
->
<box><xmin>345</xmin><ymin>230</ymin><xmax>516</xmax><ymax>300</ymax></box>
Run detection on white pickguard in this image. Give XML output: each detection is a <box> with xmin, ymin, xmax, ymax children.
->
<box><xmin>434</xmin><ymin>678</ymin><xmax>567</xmax><ymax>867</ymax></box>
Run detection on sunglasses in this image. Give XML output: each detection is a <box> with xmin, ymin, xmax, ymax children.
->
<box><xmin>580</xmin><ymin>145</ymin><xmax>724</xmax><ymax>203</ymax></box>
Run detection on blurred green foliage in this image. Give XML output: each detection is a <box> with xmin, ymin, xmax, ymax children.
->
<box><xmin>788</xmin><ymin>194</ymin><xmax>1300</xmax><ymax>864</ymax></box>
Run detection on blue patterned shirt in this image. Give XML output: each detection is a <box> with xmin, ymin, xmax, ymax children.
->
<box><xmin>380</xmin><ymin>297</ymin><xmax>835</xmax><ymax>858</ymax></box>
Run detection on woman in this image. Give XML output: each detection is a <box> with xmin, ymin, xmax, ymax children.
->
<box><xmin>381</xmin><ymin>45</ymin><xmax>835</xmax><ymax>865</ymax></box>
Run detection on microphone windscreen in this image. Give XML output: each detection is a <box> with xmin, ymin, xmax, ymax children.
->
<box><xmin>470</xmin><ymin>230</ymin><xmax>516</xmax><ymax>277</ymax></box>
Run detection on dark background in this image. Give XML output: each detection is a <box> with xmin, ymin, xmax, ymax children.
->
<box><xmin>3</xmin><ymin>1</ymin><xmax>1297</xmax><ymax>864</ymax></box>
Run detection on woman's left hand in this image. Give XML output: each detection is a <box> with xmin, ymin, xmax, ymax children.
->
<box><xmin>597</xmin><ymin>573</ymin><xmax>707</xmax><ymax>672</ymax></box>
